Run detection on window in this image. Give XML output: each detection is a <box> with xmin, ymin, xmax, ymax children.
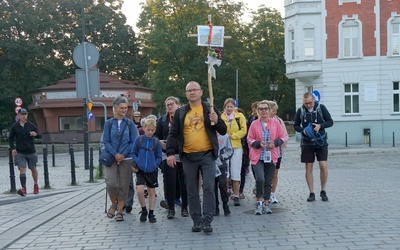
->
<box><xmin>344</xmin><ymin>83</ymin><xmax>359</xmax><ymax>114</ymax></box>
<box><xmin>394</xmin><ymin>82</ymin><xmax>400</xmax><ymax>112</ymax></box>
<box><xmin>289</xmin><ymin>30</ymin><xmax>295</xmax><ymax>60</ymax></box>
<box><xmin>304</xmin><ymin>28</ymin><xmax>315</xmax><ymax>59</ymax></box>
<box><xmin>59</xmin><ymin>117</ymin><xmax>83</xmax><ymax>131</ymax></box>
<box><xmin>390</xmin><ymin>19</ymin><xmax>400</xmax><ymax>56</ymax></box>
<box><xmin>342</xmin><ymin>21</ymin><xmax>360</xmax><ymax>58</ymax></box>
<box><xmin>95</xmin><ymin>117</ymin><xmax>106</xmax><ymax>131</ymax></box>
<box><xmin>339</xmin><ymin>0</ymin><xmax>361</xmax><ymax>5</ymax></box>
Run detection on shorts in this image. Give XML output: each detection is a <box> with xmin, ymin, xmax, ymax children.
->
<box><xmin>14</xmin><ymin>152</ymin><xmax>38</xmax><ymax>170</ymax></box>
<box><xmin>301</xmin><ymin>144</ymin><xmax>328</xmax><ymax>163</ymax></box>
<box><xmin>136</xmin><ymin>169</ymin><xmax>158</xmax><ymax>188</ymax></box>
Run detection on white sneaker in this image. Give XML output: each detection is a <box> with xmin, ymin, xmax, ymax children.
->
<box><xmin>254</xmin><ymin>202</ymin><xmax>263</xmax><ymax>215</ymax></box>
<box><xmin>269</xmin><ymin>193</ymin><xmax>278</xmax><ymax>204</ymax></box>
<box><xmin>262</xmin><ymin>203</ymin><xmax>272</xmax><ymax>214</ymax></box>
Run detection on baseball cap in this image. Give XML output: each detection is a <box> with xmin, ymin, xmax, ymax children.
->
<box><xmin>133</xmin><ymin>111</ymin><xmax>141</xmax><ymax>117</ymax></box>
<box><xmin>18</xmin><ymin>108</ymin><xmax>28</xmax><ymax>114</ymax></box>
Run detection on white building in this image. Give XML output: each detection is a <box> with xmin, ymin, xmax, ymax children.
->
<box><xmin>285</xmin><ymin>0</ymin><xmax>400</xmax><ymax>145</ymax></box>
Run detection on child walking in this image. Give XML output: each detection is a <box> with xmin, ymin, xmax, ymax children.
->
<box><xmin>132</xmin><ymin>118</ymin><xmax>162</xmax><ymax>223</ymax></box>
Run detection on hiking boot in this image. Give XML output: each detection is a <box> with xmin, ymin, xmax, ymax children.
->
<box><xmin>202</xmin><ymin>220</ymin><xmax>213</xmax><ymax>234</ymax></box>
<box><xmin>181</xmin><ymin>208</ymin><xmax>189</xmax><ymax>217</ymax></box>
<box><xmin>214</xmin><ymin>207</ymin><xmax>220</xmax><ymax>216</ymax></box>
<box><xmin>160</xmin><ymin>200</ymin><xmax>168</xmax><ymax>209</ymax></box>
<box><xmin>167</xmin><ymin>209</ymin><xmax>175</xmax><ymax>219</ymax></box>
<box><xmin>307</xmin><ymin>193</ymin><xmax>316</xmax><ymax>202</ymax></box>
<box><xmin>254</xmin><ymin>202</ymin><xmax>263</xmax><ymax>215</ymax></box>
<box><xmin>262</xmin><ymin>203</ymin><xmax>272</xmax><ymax>214</ymax></box>
<box><xmin>125</xmin><ymin>205</ymin><xmax>132</xmax><ymax>213</ymax></box>
<box><xmin>17</xmin><ymin>187</ymin><xmax>26</xmax><ymax>197</ymax></box>
<box><xmin>139</xmin><ymin>210</ymin><xmax>148</xmax><ymax>222</ymax></box>
<box><xmin>33</xmin><ymin>184</ymin><xmax>39</xmax><ymax>194</ymax></box>
<box><xmin>191</xmin><ymin>221</ymin><xmax>202</xmax><ymax>232</ymax></box>
<box><xmin>233</xmin><ymin>197</ymin><xmax>240</xmax><ymax>206</ymax></box>
<box><xmin>320</xmin><ymin>191</ymin><xmax>329</xmax><ymax>201</ymax></box>
<box><xmin>223</xmin><ymin>203</ymin><xmax>231</xmax><ymax>216</ymax></box>
<box><xmin>148</xmin><ymin>214</ymin><xmax>156</xmax><ymax>223</ymax></box>
<box><xmin>269</xmin><ymin>193</ymin><xmax>278</xmax><ymax>204</ymax></box>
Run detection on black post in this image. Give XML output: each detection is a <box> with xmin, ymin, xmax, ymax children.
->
<box><xmin>89</xmin><ymin>147</ymin><xmax>94</xmax><ymax>182</ymax></box>
<box><xmin>393</xmin><ymin>132</ymin><xmax>395</xmax><ymax>147</ymax></box>
<box><xmin>83</xmin><ymin>98</ymin><xmax>89</xmax><ymax>170</ymax></box>
<box><xmin>98</xmin><ymin>148</ymin><xmax>103</xmax><ymax>179</ymax></box>
<box><xmin>43</xmin><ymin>147</ymin><xmax>51</xmax><ymax>189</ymax></box>
<box><xmin>368</xmin><ymin>132</ymin><xmax>371</xmax><ymax>147</ymax></box>
<box><xmin>70</xmin><ymin>147</ymin><xmax>77</xmax><ymax>185</ymax></box>
<box><xmin>52</xmin><ymin>144</ymin><xmax>55</xmax><ymax>167</ymax></box>
<box><xmin>8</xmin><ymin>148</ymin><xmax>16</xmax><ymax>193</ymax></box>
<box><xmin>345</xmin><ymin>132</ymin><xmax>348</xmax><ymax>147</ymax></box>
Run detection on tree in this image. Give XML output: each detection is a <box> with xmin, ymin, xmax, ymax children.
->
<box><xmin>0</xmin><ymin>0</ymin><xmax>145</xmax><ymax>130</ymax></box>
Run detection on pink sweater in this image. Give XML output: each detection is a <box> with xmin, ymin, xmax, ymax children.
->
<box><xmin>247</xmin><ymin>118</ymin><xmax>287</xmax><ymax>165</ymax></box>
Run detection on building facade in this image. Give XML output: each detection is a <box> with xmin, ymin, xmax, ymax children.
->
<box><xmin>29</xmin><ymin>72</ymin><xmax>156</xmax><ymax>143</ymax></box>
<box><xmin>285</xmin><ymin>0</ymin><xmax>400</xmax><ymax>145</ymax></box>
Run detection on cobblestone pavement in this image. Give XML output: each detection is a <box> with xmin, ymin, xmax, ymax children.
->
<box><xmin>1</xmin><ymin>138</ymin><xmax>400</xmax><ymax>250</ymax></box>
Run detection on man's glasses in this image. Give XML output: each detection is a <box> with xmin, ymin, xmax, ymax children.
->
<box><xmin>258</xmin><ymin>107</ymin><xmax>269</xmax><ymax>111</ymax></box>
<box><xmin>304</xmin><ymin>101</ymin><xmax>313</xmax><ymax>105</ymax></box>
<box><xmin>166</xmin><ymin>102</ymin><xmax>175</xmax><ymax>107</ymax></box>
<box><xmin>185</xmin><ymin>89</ymin><xmax>201</xmax><ymax>93</ymax></box>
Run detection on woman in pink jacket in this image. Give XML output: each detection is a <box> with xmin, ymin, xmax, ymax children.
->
<box><xmin>247</xmin><ymin>100</ymin><xmax>286</xmax><ymax>215</ymax></box>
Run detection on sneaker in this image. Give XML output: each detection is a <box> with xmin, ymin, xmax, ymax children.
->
<box><xmin>175</xmin><ymin>199</ymin><xmax>182</xmax><ymax>207</ymax></box>
<box><xmin>148</xmin><ymin>214</ymin><xmax>156</xmax><ymax>223</ymax></box>
<box><xmin>239</xmin><ymin>193</ymin><xmax>245</xmax><ymax>199</ymax></box>
<box><xmin>223</xmin><ymin>203</ymin><xmax>231</xmax><ymax>216</ymax></box>
<box><xmin>262</xmin><ymin>203</ymin><xmax>272</xmax><ymax>214</ymax></box>
<box><xmin>320</xmin><ymin>191</ymin><xmax>329</xmax><ymax>201</ymax></box>
<box><xmin>202</xmin><ymin>220</ymin><xmax>213</xmax><ymax>234</ymax></box>
<box><xmin>167</xmin><ymin>209</ymin><xmax>175</xmax><ymax>219</ymax></box>
<box><xmin>269</xmin><ymin>193</ymin><xmax>278</xmax><ymax>204</ymax></box>
<box><xmin>181</xmin><ymin>208</ymin><xmax>189</xmax><ymax>217</ymax></box>
<box><xmin>160</xmin><ymin>200</ymin><xmax>168</xmax><ymax>209</ymax></box>
<box><xmin>191</xmin><ymin>221</ymin><xmax>202</xmax><ymax>232</ymax></box>
<box><xmin>125</xmin><ymin>205</ymin><xmax>132</xmax><ymax>213</ymax></box>
<box><xmin>214</xmin><ymin>207</ymin><xmax>220</xmax><ymax>216</ymax></box>
<box><xmin>233</xmin><ymin>197</ymin><xmax>240</xmax><ymax>206</ymax></box>
<box><xmin>139</xmin><ymin>210</ymin><xmax>148</xmax><ymax>222</ymax></box>
<box><xmin>254</xmin><ymin>202</ymin><xmax>263</xmax><ymax>215</ymax></box>
<box><xmin>307</xmin><ymin>193</ymin><xmax>316</xmax><ymax>202</ymax></box>
<box><xmin>17</xmin><ymin>187</ymin><xmax>26</xmax><ymax>196</ymax></box>
<box><xmin>33</xmin><ymin>184</ymin><xmax>39</xmax><ymax>194</ymax></box>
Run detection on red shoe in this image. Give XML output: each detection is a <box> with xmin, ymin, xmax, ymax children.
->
<box><xmin>33</xmin><ymin>184</ymin><xmax>39</xmax><ymax>194</ymax></box>
<box><xmin>17</xmin><ymin>187</ymin><xmax>27</xmax><ymax>196</ymax></box>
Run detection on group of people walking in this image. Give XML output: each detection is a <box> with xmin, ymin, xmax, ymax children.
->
<box><xmin>8</xmin><ymin>80</ymin><xmax>333</xmax><ymax>235</ymax></box>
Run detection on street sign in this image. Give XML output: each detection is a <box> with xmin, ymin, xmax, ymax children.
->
<box><xmin>88</xmin><ymin>112</ymin><xmax>94</xmax><ymax>120</ymax></box>
<box><xmin>15</xmin><ymin>106</ymin><xmax>22</xmax><ymax>114</ymax></box>
<box><xmin>76</xmin><ymin>69</ymin><xmax>100</xmax><ymax>98</ymax></box>
<box><xmin>88</xmin><ymin>102</ymin><xmax>93</xmax><ymax>111</ymax></box>
<box><xmin>73</xmin><ymin>42</ymin><xmax>99</xmax><ymax>69</ymax></box>
<box><xmin>15</xmin><ymin>115</ymin><xmax>19</xmax><ymax>122</ymax></box>
<box><xmin>313</xmin><ymin>90</ymin><xmax>321</xmax><ymax>102</ymax></box>
<box><xmin>14</xmin><ymin>97</ymin><xmax>23</xmax><ymax>106</ymax></box>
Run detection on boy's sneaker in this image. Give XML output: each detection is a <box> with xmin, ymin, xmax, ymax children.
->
<box><xmin>181</xmin><ymin>208</ymin><xmax>189</xmax><ymax>217</ymax></box>
<box><xmin>223</xmin><ymin>203</ymin><xmax>231</xmax><ymax>216</ymax></box>
<box><xmin>33</xmin><ymin>184</ymin><xmax>39</xmax><ymax>194</ymax></box>
<box><xmin>148</xmin><ymin>214</ymin><xmax>156</xmax><ymax>223</ymax></box>
<box><xmin>167</xmin><ymin>209</ymin><xmax>175</xmax><ymax>219</ymax></box>
<box><xmin>307</xmin><ymin>193</ymin><xmax>316</xmax><ymax>202</ymax></box>
<box><xmin>269</xmin><ymin>193</ymin><xmax>278</xmax><ymax>204</ymax></box>
<box><xmin>262</xmin><ymin>203</ymin><xmax>272</xmax><ymax>214</ymax></box>
<box><xmin>139</xmin><ymin>210</ymin><xmax>148</xmax><ymax>222</ymax></box>
<box><xmin>201</xmin><ymin>221</ymin><xmax>213</xmax><ymax>234</ymax></box>
<box><xmin>320</xmin><ymin>191</ymin><xmax>329</xmax><ymax>201</ymax></box>
<box><xmin>160</xmin><ymin>200</ymin><xmax>168</xmax><ymax>209</ymax></box>
<box><xmin>233</xmin><ymin>197</ymin><xmax>240</xmax><ymax>206</ymax></box>
<box><xmin>17</xmin><ymin>187</ymin><xmax>27</xmax><ymax>196</ymax></box>
<box><xmin>191</xmin><ymin>221</ymin><xmax>202</xmax><ymax>232</ymax></box>
<box><xmin>254</xmin><ymin>202</ymin><xmax>263</xmax><ymax>215</ymax></box>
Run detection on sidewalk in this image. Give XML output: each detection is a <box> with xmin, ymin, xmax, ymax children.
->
<box><xmin>1</xmin><ymin>137</ymin><xmax>400</xmax><ymax>249</ymax></box>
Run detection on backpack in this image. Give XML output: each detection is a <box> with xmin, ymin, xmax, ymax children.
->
<box><xmin>99</xmin><ymin>118</ymin><xmax>133</xmax><ymax>152</ymax></box>
<box><xmin>300</xmin><ymin>103</ymin><xmax>326</xmax><ymax>123</ymax></box>
<box><xmin>235</xmin><ymin>116</ymin><xmax>249</xmax><ymax>155</ymax></box>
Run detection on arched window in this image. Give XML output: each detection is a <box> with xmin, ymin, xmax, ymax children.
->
<box><xmin>339</xmin><ymin>17</ymin><xmax>362</xmax><ymax>59</ymax></box>
<box><xmin>388</xmin><ymin>16</ymin><xmax>400</xmax><ymax>56</ymax></box>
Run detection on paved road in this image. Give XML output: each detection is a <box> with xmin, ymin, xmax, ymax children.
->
<box><xmin>1</xmin><ymin>138</ymin><xmax>400</xmax><ymax>249</ymax></box>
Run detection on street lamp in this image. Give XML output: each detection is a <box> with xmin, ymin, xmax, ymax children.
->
<box><xmin>269</xmin><ymin>83</ymin><xmax>278</xmax><ymax>101</ymax></box>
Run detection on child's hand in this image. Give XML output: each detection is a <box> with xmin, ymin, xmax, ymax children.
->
<box><xmin>132</xmin><ymin>166</ymin><xmax>139</xmax><ymax>173</ymax></box>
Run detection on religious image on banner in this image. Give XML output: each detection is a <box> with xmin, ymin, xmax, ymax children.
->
<box><xmin>197</xmin><ymin>25</ymin><xmax>224</xmax><ymax>47</ymax></box>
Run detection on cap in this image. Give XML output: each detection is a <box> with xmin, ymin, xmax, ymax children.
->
<box><xmin>133</xmin><ymin>111</ymin><xmax>141</xmax><ymax>117</ymax></box>
<box><xmin>18</xmin><ymin>108</ymin><xmax>28</xmax><ymax>114</ymax></box>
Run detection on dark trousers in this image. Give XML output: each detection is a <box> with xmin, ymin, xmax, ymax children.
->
<box><xmin>214</xmin><ymin>163</ymin><xmax>229</xmax><ymax>207</ymax></box>
<box><xmin>239</xmin><ymin>154</ymin><xmax>250</xmax><ymax>193</ymax></box>
<box><xmin>252</xmin><ymin>161</ymin><xmax>276</xmax><ymax>200</ymax></box>
<box><xmin>162</xmin><ymin>160</ymin><xmax>188</xmax><ymax>210</ymax></box>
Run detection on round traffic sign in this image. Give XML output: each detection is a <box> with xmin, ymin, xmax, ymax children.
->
<box><xmin>15</xmin><ymin>106</ymin><xmax>22</xmax><ymax>114</ymax></box>
<box><xmin>73</xmin><ymin>42</ymin><xmax>99</xmax><ymax>69</ymax></box>
<box><xmin>14</xmin><ymin>97</ymin><xmax>23</xmax><ymax>106</ymax></box>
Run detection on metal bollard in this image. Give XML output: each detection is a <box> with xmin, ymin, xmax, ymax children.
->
<box><xmin>98</xmin><ymin>148</ymin><xmax>103</xmax><ymax>179</ymax></box>
<box><xmin>8</xmin><ymin>148</ymin><xmax>16</xmax><ymax>193</ymax></box>
<box><xmin>70</xmin><ymin>147</ymin><xmax>77</xmax><ymax>185</ymax></box>
<box><xmin>43</xmin><ymin>147</ymin><xmax>51</xmax><ymax>189</ymax></box>
<box><xmin>345</xmin><ymin>132</ymin><xmax>348</xmax><ymax>147</ymax></box>
<box><xmin>393</xmin><ymin>132</ymin><xmax>395</xmax><ymax>147</ymax></box>
<box><xmin>52</xmin><ymin>144</ymin><xmax>55</xmax><ymax>167</ymax></box>
<box><xmin>89</xmin><ymin>147</ymin><xmax>94</xmax><ymax>182</ymax></box>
